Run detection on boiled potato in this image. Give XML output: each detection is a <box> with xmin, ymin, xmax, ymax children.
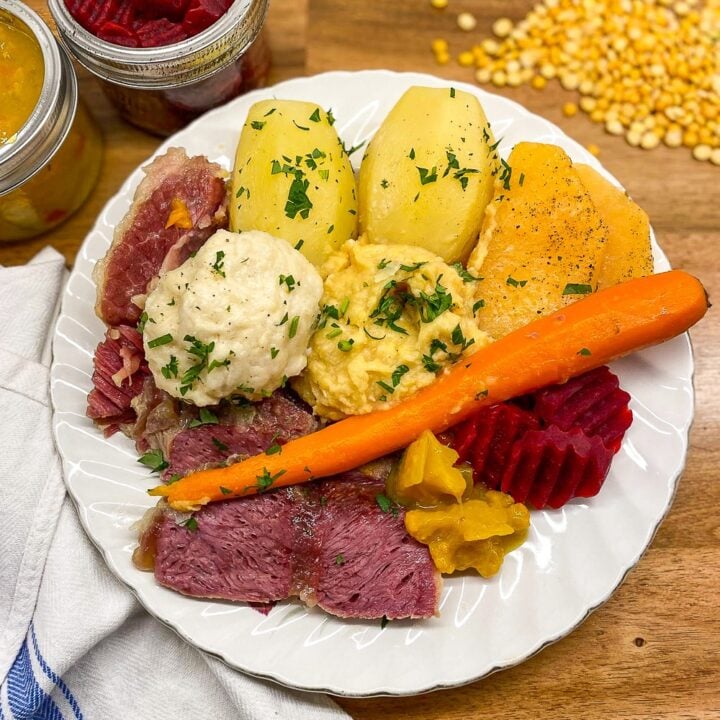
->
<box><xmin>575</xmin><ymin>164</ymin><xmax>653</xmax><ymax>289</ymax></box>
<box><xmin>358</xmin><ymin>86</ymin><xmax>500</xmax><ymax>264</ymax></box>
<box><xmin>230</xmin><ymin>100</ymin><xmax>358</xmax><ymax>267</ymax></box>
<box><xmin>467</xmin><ymin>142</ymin><xmax>608</xmax><ymax>339</ymax></box>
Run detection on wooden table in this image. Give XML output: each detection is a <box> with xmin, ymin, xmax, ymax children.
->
<box><xmin>5</xmin><ymin>2</ymin><xmax>718</xmax><ymax>718</ymax></box>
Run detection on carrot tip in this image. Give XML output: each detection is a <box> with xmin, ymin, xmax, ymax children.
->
<box><xmin>148</xmin><ymin>486</ymin><xmax>169</xmax><ymax>497</ymax></box>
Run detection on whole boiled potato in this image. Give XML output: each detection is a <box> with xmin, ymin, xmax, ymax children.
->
<box><xmin>230</xmin><ymin>100</ymin><xmax>358</xmax><ymax>267</ymax></box>
<box><xmin>358</xmin><ymin>86</ymin><xmax>500</xmax><ymax>264</ymax></box>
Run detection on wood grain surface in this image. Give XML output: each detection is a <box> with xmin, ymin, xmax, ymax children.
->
<box><xmin>4</xmin><ymin>2</ymin><xmax>718</xmax><ymax>718</ymax></box>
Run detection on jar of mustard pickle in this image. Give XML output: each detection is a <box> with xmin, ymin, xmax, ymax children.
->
<box><xmin>0</xmin><ymin>1</ymin><xmax>103</xmax><ymax>242</ymax></box>
<box><xmin>48</xmin><ymin>0</ymin><xmax>271</xmax><ymax>137</ymax></box>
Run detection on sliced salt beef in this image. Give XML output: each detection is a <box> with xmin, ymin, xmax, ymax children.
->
<box><xmin>312</xmin><ymin>477</ymin><xmax>441</xmax><ymax>619</ymax></box>
<box><xmin>164</xmin><ymin>391</ymin><xmax>319</xmax><ymax>478</ymax></box>
<box><xmin>93</xmin><ymin>147</ymin><xmax>228</xmax><ymax>327</ymax></box>
<box><xmin>139</xmin><ymin>469</ymin><xmax>440</xmax><ymax>619</ymax></box>
<box><xmin>87</xmin><ymin>326</ymin><xmax>149</xmax><ymax>436</ymax></box>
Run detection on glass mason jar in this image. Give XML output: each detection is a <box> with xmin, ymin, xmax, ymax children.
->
<box><xmin>0</xmin><ymin>1</ymin><xmax>103</xmax><ymax>242</ymax></box>
<box><xmin>48</xmin><ymin>0</ymin><xmax>271</xmax><ymax>137</ymax></box>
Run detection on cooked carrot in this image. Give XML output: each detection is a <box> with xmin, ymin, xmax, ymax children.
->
<box><xmin>150</xmin><ymin>270</ymin><xmax>708</xmax><ymax>511</ymax></box>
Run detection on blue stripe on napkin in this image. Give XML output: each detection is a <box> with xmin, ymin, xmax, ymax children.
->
<box><xmin>4</xmin><ymin>625</ymin><xmax>83</xmax><ymax>720</ymax></box>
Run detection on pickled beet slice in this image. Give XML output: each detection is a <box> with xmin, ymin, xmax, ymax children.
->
<box><xmin>450</xmin><ymin>404</ymin><xmax>540</xmax><ymax>488</ymax></box>
<box><xmin>133</xmin><ymin>0</ymin><xmax>190</xmax><ymax>21</ymax></box>
<box><xmin>136</xmin><ymin>18</ymin><xmax>188</xmax><ymax>47</ymax></box>
<box><xmin>532</xmin><ymin>366</ymin><xmax>632</xmax><ymax>453</ymax></box>
<box><xmin>97</xmin><ymin>21</ymin><xmax>140</xmax><ymax>47</ymax></box>
<box><xmin>65</xmin><ymin>0</ymin><xmax>97</xmax><ymax>30</ymax></box>
<box><xmin>500</xmin><ymin>425</ymin><xmax>613</xmax><ymax>509</ymax></box>
<box><xmin>182</xmin><ymin>0</ymin><xmax>231</xmax><ymax>36</ymax></box>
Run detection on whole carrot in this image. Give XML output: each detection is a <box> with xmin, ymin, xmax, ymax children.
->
<box><xmin>150</xmin><ymin>270</ymin><xmax>708</xmax><ymax>511</ymax></box>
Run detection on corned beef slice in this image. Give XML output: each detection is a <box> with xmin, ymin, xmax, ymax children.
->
<box><xmin>146</xmin><ymin>472</ymin><xmax>440</xmax><ymax>620</ymax></box>
<box><xmin>87</xmin><ymin>325</ymin><xmax>149</xmax><ymax>435</ymax></box>
<box><xmin>165</xmin><ymin>391</ymin><xmax>318</xmax><ymax>477</ymax></box>
<box><xmin>93</xmin><ymin>147</ymin><xmax>227</xmax><ymax>327</ymax></box>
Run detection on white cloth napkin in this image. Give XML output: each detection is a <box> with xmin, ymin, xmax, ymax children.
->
<box><xmin>0</xmin><ymin>248</ymin><xmax>349</xmax><ymax>720</ymax></box>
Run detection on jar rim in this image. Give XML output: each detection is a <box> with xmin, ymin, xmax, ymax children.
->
<box><xmin>0</xmin><ymin>0</ymin><xmax>78</xmax><ymax>196</ymax></box>
<box><xmin>48</xmin><ymin>0</ymin><xmax>268</xmax><ymax>90</ymax></box>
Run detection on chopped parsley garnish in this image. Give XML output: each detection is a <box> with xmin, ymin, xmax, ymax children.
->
<box><xmin>519</xmin><ymin>172</ymin><xmax>525</xmax><ymax>186</ymax></box>
<box><xmin>265</xmin><ymin>436</ymin><xmax>282</xmax><ymax>455</ymax></box>
<box><xmin>161</xmin><ymin>355</ymin><xmax>178</xmax><ymax>379</ymax></box>
<box><xmin>219</xmin><ymin>486</ymin><xmax>233</xmax><ymax>495</ymax></box>
<box><xmin>263</xmin><ymin>107</ymin><xmax>276</xmax><ymax>116</ymax></box>
<box><xmin>342</xmin><ymin>140</ymin><xmax>366</xmax><ymax>157</ymax></box>
<box><xmin>417</xmin><ymin>166</ymin><xmax>438</xmax><ymax>185</ymax></box>
<box><xmin>318</xmin><ymin>169</ymin><xmax>329</xmax><ymax>181</ymax></box>
<box><xmin>212</xmin><ymin>250</ymin><xmax>226</xmax><ymax>278</ymax></box>
<box><xmin>452</xmin><ymin>262</ymin><xmax>482</xmax><ymax>283</ymax></box>
<box><xmin>472</xmin><ymin>299</ymin><xmax>485</xmax><ymax>315</ymax></box>
<box><xmin>377</xmin><ymin>258</ymin><xmax>391</xmax><ymax>270</ymax></box>
<box><xmin>167</xmin><ymin>474</ymin><xmax>182</xmax><ymax>484</ymax></box>
<box><xmin>148</xmin><ymin>333</ymin><xmax>173</xmax><ymax>349</ymax></box>
<box><xmin>415</xmin><ymin>282</ymin><xmax>453</xmax><ymax>322</ymax></box>
<box><xmin>408</xmin><ymin>148</ymin><xmax>416</xmax><ymax>160</ymax></box>
<box><xmin>294</xmin><ymin>239</ymin><xmax>305</xmax><ymax>251</ymax></box>
<box><xmin>500</xmin><ymin>158</ymin><xmax>513</xmax><ymax>190</ymax></box>
<box><xmin>476</xmin><ymin>389</ymin><xmax>489</xmax><ymax>399</ymax></box>
<box><xmin>363</xmin><ymin>327</ymin><xmax>385</xmax><ymax>341</ymax></box>
<box><xmin>443</xmin><ymin>150</ymin><xmax>460</xmax><ymax>177</ymax></box>
<box><xmin>578</xmin><ymin>347</ymin><xmax>592</xmax><ymax>356</ymax></box>
<box><xmin>212</xmin><ymin>437</ymin><xmax>229</xmax><ymax>452</ymax></box>
<box><xmin>270</xmin><ymin>347</ymin><xmax>280</xmax><ymax>359</ymax></box>
<box><xmin>285</xmin><ymin>172</ymin><xmax>313</xmax><ymax>219</ymax></box>
<box><xmin>422</xmin><ymin>355</ymin><xmax>441</xmax><ymax>373</ymax></box>
<box><xmin>506</xmin><ymin>276</ymin><xmax>528</xmax><ymax>288</ymax></box>
<box><xmin>250</xmin><ymin>120</ymin><xmax>266</xmax><ymax>130</ymax></box>
<box><xmin>279</xmin><ymin>274</ymin><xmax>296</xmax><ymax>292</ymax></box>
<box><xmin>254</xmin><ymin>467</ymin><xmax>286</xmax><ymax>493</ymax></box>
<box><xmin>326</xmin><ymin>108</ymin><xmax>336</xmax><ymax>125</ymax></box>
<box><xmin>235</xmin><ymin>185</ymin><xmax>246</xmax><ymax>199</ymax></box>
<box><xmin>451</xmin><ymin>324</ymin><xmax>475</xmax><ymax>352</ymax></box>
<box><xmin>180</xmin><ymin>336</ymin><xmax>216</xmax><ymax>395</ymax></box>
<box><xmin>562</xmin><ymin>283</ymin><xmax>593</xmax><ymax>295</ymax></box>
<box><xmin>181</xmin><ymin>517</ymin><xmax>199</xmax><ymax>532</ymax></box>
<box><xmin>309</xmin><ymin>108</ymin><xmax>321</xmax><ymax>122</ymax></box>
<box><xmin>399</xmin><ymin>261</ymin><xmax>426</xmax><ymax>272</ymax></box>
<box><xmin>288</xmin><ymin>315</ymin><xmax>300</xmax><ymax>339</ymax></box>
<box><xmin>189</xmin><ymin>407</ymin><xmax>219</xmax><ymax>428</ymax></box>
<box><xmin>370</xmin><ymin>280</ymin><xmax>410</xmax><ymax>335</ymax></box>
<box><xmin>375</xmin><ymin>493</ymin><xmax>399</xmax><ymax>517</ymax></box>
<box><xmin>377</xmin><ymin>380</ymin><xmax>394</xmax><ymax>394</ymax></box>
<box><xmin>380</xmin><ymin>178</ymin><xmax>389</xmax><ymax>189</ymax></box>
<box><xmin>391</xmin><ymin>364</ymin><xmax>409</xmax><ymax>387</ymax></box>
<box><xmin>450</xmin><ymin>87</ymin><xmax>456</xmax><ymax>98</ymax></box>
<box><xmin>137</xmin><ymin>311</ymin><xmax>149</xmax><ymax>334</ymax></box>
<box><xmin>337</xmin><ymin>338</ymin><xmax>355</xmax><ymax>352</ymax></box>
<box><xmin>138</xmin><ymin>449</ymin><xmax>168</xmax><ymax>473</ymax></box>
<box><xmin>335</xmin><ymin>554</ymin><xmax>346</xmax><ymax>566</ymax></box>
<box><xmin>317</xmin><ymin>303</ymin><xmax>340</xmax><ymax>329</ymax></box>
<box><xmin>293</xmin><ymin>120</ymin><xmax>310</xmax><ymax>131</ymax></box>
<box><xmin>271</xmin><ymin>159</ymin><xmax>294</xmax><ymax>175</ymax></box>
<box><xmin>277</xmin><ymin>312</ymin><xmax>289</xmax><ymax>326</ymax></box>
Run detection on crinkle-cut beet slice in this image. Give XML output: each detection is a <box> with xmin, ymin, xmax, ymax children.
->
<box><xmin>97</xmin><ymin>21</ymin><xmax>140</xmax><ymax>46</ymax></box>
<box><xmin>181</xmin><ymin>0</ymin><xmax>231</xmax><ymax>36</ymax></box>
<box><xmin>501</xmin><ymin>425</ymin><xmax>614</xmax><ymax>509</ymax></box>
<box><xmin>532</xmin><ymin>366</ymin><xmax>633</xmax><ymax>453</ymax></box>
<box><xmin>136</xmin><ymin>18</ymin><xmax>188</xmax><ymax>47</ymax></box>
<box><xmin>451</xmin><ymin>404</ymin><xmax>540</xmax><ymax>488</ymax></box>
<box><xmin>112</xmin><ymin>0</ymin><xmax>136</xmax><ymax>27</ymax></box>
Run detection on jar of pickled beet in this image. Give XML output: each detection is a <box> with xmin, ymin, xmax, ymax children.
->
<box><xmin>0</xmin><ymin>1</ymin><xmax>103</xmax><ymax>242</ymax></box>
<box><xmin>48</xmin><ymin>0</ymin><xmax>271</xmax><ymax>137</ymax></box>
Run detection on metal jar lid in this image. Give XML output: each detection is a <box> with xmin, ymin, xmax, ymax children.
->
<box><xmin>0</xmin><ymin>0</ymin><xmax>78</xmax><ymax>197</ymax></box>
<box><xmin>48</xmin><ymin>0</ymin><xmax>269</xmax><ymax>90</ymax></box>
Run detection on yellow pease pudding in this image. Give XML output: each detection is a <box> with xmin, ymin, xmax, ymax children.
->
<box><xmin>293</xmin><ymin>239</ymin><xmax>491</xmax><ymax>420</ymax></box>
<box><xmin>0</xmin><ymin>1</ymin><xmax>102</xmax><ymax>242</ymax></box>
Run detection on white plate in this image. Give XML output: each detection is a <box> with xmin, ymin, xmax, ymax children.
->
<box><xmin>50</xmin><ymin>70</ymin><xmax>694</xmax><ymax>697</ymax></box>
